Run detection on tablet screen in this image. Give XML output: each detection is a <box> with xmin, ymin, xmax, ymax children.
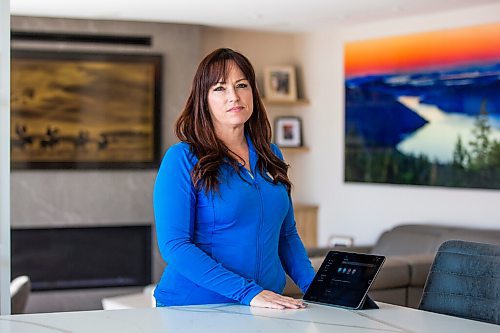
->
<box><xmin>303</xmin><ymin>251</ymin><xmax>385</xmax><ymax>309</ymax></box>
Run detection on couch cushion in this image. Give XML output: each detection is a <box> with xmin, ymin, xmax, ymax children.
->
<box><xmin>441</xmin><ymin>230</ymin><xmax>500</xmax><ymax>247</ymax></box>
<box><xmin>369</xmin><ymin>288</ymin><xmax>407</xmax><ymax>307</ymax></box>
<box><xmin>407</xmin><ymin>286</ymin><xmax>424</xmax><ymax>309</ymax></box>
<box><xmin>371</xmin><ymin>228</ymin><xmax>442</xmax><ymax>256</ymax></box>
<box><xmin>371</xmin><ymin>256</ymin><xmax>410</xmax><ymax>290</ymax></box>
<box><xmin>372</xmin><ymin>224</ymin><xmax>500</xmax><ymax>257</ymax></box>
<box><xmin>404</xmin><ymin>254</ymin><xmax>435</xmax><ymax>286</ymax></box>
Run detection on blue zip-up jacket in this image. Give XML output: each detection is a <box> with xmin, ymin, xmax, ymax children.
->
<box><xmin>153</xmin><ymin>135</ymin><xmax>315</xmax><ymax>306</ymax></box>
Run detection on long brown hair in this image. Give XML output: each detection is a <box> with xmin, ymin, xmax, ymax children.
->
<box><xmin>175</xmin><ymin>48</ymin><xmax>292</xmax><ymax>193</ymax></box>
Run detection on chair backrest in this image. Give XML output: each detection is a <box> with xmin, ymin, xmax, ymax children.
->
<box><xmin>10</xmin><ymin>275</ymin><xmax>31</xmax><ymax>314</ymax></box>
<box><xmin>419</xmin><ymin>240</ymin><xmax>500</xmax><ymax>325</ymax></box>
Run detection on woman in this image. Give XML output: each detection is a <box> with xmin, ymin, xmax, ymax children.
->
<box><xmin>153</xmin><ymin>48</ymin><xmax>315</xmax><ymax>309</ymax></box>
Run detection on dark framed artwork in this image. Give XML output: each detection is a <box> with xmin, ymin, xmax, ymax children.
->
<box><xmin>274</xmin><ymin>116</ymin><xmax>303</xmax><ymax>147</ymax></box>
<box><xmin>344</xmin><ymin>22</ymin><xmax>500</xmax><ymax>189</ymax></box>
<box><xmin>11</xmin><ymin>50</ymin><xmax>162</xmax><ymax>169</ymax></box>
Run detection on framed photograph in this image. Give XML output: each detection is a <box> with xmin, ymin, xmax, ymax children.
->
<box><xmin>274</xmin><ymin>117</ymin><xmax>303</xmax><ymax>147</ymax></box>
<box><xmin>263</xmin><ymin>65</ymin><xmax>297</xmax><ymax>102</ymax></box>
<box><xmin>10</xmin><ymin>50</ymin><xmax>162</xmax><ymax>169</ymax></box>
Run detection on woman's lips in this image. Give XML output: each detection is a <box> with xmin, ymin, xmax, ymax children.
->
<box><xmin>227</xmin><ymin>106</ymin><xmax>244</xmax><ymax>112</ymax></box>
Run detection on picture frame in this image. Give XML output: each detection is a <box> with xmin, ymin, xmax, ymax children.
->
<box><xmin>263</xmin><ymin>65</ymin><xmax>297</xmax><ymax>102</ymax></box>
<box><xmin>10</xmin><ymin>50</ymin><xmax>162</xmax><ymax>169</ymax></box>
<box><xmin>274</xmin><ymin>116</ymin><xmax>303</xmax><ymax>147</ymax></box>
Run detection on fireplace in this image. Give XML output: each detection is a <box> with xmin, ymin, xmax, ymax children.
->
<box><xmin>11</xmin><ymin>225</ymin><xmax>152</xmax><ymax>291</ymax></box>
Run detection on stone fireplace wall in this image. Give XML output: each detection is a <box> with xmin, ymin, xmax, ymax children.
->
<box><xmin>10</xmin><ymin>16</ymin><xmax>202</xmax><ymax>312</ymax></box>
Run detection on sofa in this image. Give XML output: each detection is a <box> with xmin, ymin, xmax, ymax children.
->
<box><xmin>284</xmin><ymin>224</ymin><xmax>500</xmax><ymax>308</ymax></box>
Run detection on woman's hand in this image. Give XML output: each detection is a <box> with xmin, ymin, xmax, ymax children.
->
<box><xmin>249</xmin><ymin>290</ymin><xmax>306</xmax><ymax>309</ymax></box>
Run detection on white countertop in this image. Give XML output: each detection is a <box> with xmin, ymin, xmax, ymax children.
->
<box><xmin>1</xmin><ymin>302</ymin><xmax>499</xmax><ymax>333</ymax></box>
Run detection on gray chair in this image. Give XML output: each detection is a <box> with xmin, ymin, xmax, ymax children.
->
<box><xmin>419</xmin><ymin>240</ymin><xmax>500</xmax><ymax>325</ymax></box>
<box><xmin>10</xmin><ymin>275</ymin><xmax>31</xmax><ymax>314</ymax></box>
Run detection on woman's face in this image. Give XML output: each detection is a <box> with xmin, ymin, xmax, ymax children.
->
<box><xmin>207</xmin><ymin>62</ymin><xmax>253</xmax><ymax>133</ymax></box>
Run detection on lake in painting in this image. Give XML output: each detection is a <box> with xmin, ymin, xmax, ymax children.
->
<box><xmin>344</xmin><ymin>23</ymin><xmax>500</xmax><ymax>189</ymax></box>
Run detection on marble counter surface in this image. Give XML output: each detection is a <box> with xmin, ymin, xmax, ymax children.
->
<box><xmin>1</xmin><ymin>302</ymin><xmax>499</xmax><ymax>333</ymax></box>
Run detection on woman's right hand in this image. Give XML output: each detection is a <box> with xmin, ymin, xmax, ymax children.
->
<box><xmin>249</xmin><ymin>290</ymin><xmax>306</xmax><ymax>310</ymax></box>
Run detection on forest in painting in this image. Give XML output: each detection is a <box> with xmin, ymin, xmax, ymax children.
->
<box><xmin>344</xmin><ymin>23</ymin><xmax>500</xmax><ymax>189</ymax></box>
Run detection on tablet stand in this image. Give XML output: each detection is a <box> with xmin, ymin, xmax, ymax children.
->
<box><xmin>360</xmin><ymin>295</ymin><xmax>379</xmax><ymax>309</ymax></box>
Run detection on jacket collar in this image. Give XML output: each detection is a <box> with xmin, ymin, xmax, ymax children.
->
<box><xmin>245</xmin><ymin>131</ymin><xmax>258</xmax><ymax>173</ymax></box>
<box><xmin>221</xmin><ymin>131</ymin><xmax>258</xmax><ymax>173</ymax></box>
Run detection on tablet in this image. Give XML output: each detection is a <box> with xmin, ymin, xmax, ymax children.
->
<box><xmin>303</xmin><ymin>251</ymin><xmax>385</xmax><ymax>309</ymax></box>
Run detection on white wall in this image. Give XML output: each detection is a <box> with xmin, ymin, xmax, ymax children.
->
<box><xmin>0</xmin><ymin>0</ymin><xmax>10</xmax><ymax>315</ymax></box>
<box><xmin>294</xmin><ymin>3</ymin><xmax>500</xmax><ymax>246</ymax></box>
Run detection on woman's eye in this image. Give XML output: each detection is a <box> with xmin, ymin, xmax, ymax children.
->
<box><xmin>236</xmin><ymin>83</ymin><xmax>248</xmax><ymax>88</ymax></box>
<box><xmin>213</xmin><ymin>86</ymin><xmax>224</xmax><ymax>92</ymax></box>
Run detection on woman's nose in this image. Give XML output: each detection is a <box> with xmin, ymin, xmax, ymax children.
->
<box><xmin>227</xmin><ymin>88</ymin><xmax>240</xmax><ymax>102</ymax></box>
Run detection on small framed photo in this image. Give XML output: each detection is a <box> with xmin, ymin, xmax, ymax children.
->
<box><xmin>263</xmin><ymin>66</ymin><xmax>297</xmax><ymax>102</ymax></box>
<box><xmin>274</xmin><ymin>117</ymin><xmax>303</xmax><ymax>147</ymax></box>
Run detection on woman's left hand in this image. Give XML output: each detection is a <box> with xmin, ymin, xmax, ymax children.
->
<box><xmin>249</xmin><ymin>290</ymin><xmax>306</xmax><ymax>309</ymax></box>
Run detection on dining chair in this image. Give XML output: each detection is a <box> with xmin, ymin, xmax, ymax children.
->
<box><xmin>419</xmin><ymin>240</ymin><xmax>500</xmax><ymax>325</ymax></box>
<box><xmin>10</xmin><ymin>275</ymin><xmax>31</xmax><ymax>314</ymax></box>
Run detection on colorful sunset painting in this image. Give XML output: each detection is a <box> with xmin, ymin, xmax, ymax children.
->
<box><xmin>344</xmin><ymin>22</ymin><xmax>500</xmax><ymax>189</ymax></box>
<box><xmin>10</xmin><ymin>50</ymin><xmax>162</xmax><ymax>169</ymax></box>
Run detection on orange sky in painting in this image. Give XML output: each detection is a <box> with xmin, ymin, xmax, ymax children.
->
<box><xmin>345</xmin><ymin>23</ymin><xmax>500</xmax><ymax>78</ymax></box>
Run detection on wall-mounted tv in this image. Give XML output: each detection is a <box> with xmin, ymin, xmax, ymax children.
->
<box><xmin>11</xmin><ymin>225</ymin><xmax>152</xmax><ymax>291</ymax></box>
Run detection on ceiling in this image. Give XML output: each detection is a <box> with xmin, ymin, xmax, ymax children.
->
<box><xmin>10</xmin><ymin>0</ymin><xmax>500</xmax><ymax>32</ymax></box>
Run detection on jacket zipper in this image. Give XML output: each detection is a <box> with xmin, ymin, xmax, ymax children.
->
<box><xmin>244</xmin><ymin>168</ymin><xmax>262</xmax><ymax>284</ymax></box>
<box><xmin>254</xmin><ymin>176</ymin><xmax>263</xmax><ymax>284</ymax></box>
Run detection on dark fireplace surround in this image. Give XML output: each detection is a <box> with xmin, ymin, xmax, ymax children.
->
<box><xmin>11</xmin><ymin>225</ymin><xmax>152</xmax><ymax>291</ymax></box>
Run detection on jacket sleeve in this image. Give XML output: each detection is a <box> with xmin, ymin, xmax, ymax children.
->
<box><xmin>153</xmin><ymin>144</ymin><xmax>263</xmax><ymax>305</ymax></box>
<box><xmin>271</xmin><ymin>144</ymin><xmax>316</xmax><ymax>293</ymax></box>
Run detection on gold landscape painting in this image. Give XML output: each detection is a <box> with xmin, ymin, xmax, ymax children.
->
<box><xmin>11</xmin><ymin>51</ymin><xmax>161</xmax><ymax>168</ymax></box>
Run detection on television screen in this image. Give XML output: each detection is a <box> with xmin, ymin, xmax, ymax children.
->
<box><xmin>11</xmin><ymin>225</ymin><xmax>151</xmax><ymax>290</ymax></box>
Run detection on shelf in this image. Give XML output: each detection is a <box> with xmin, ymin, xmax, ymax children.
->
<box><xmin>280</xmin><ymin>146</ymin><xmax>310</xmax><ymax>153</ymax></box>
<box><xmin>262</xmin><ymin>98</ymin><xmax>310</xmax><ymax>106</ymax></box>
